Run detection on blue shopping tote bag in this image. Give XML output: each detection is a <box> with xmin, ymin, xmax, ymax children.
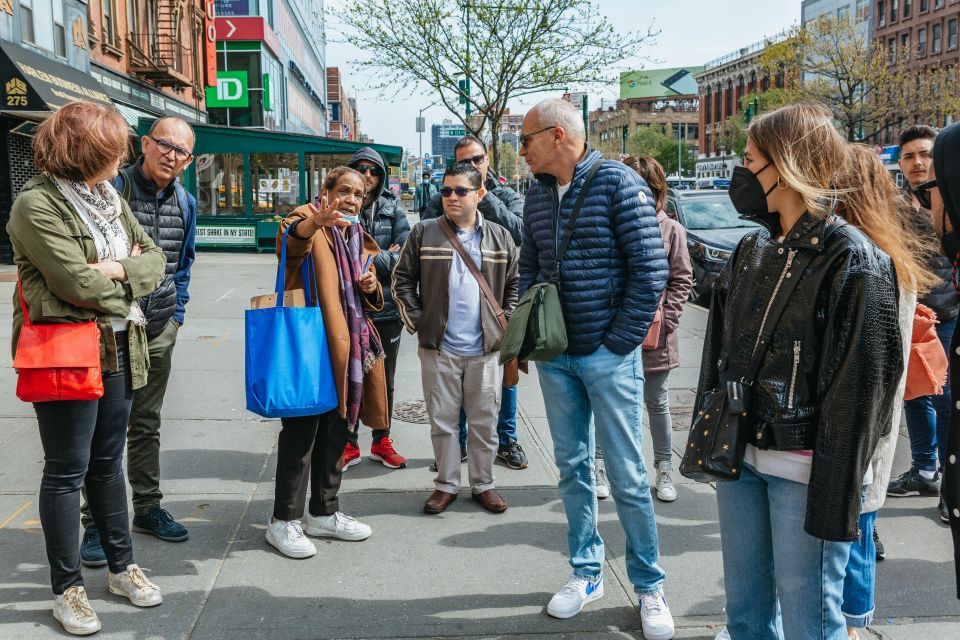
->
<box><xmin>245</xmin><ymin>224</ymin><xmax>338</xmax><ymax>418</ymax></box>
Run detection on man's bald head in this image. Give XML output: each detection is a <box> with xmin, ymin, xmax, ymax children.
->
<box><xmin>141</xmin><ymin>117</ymin><xmax>195</xmax><ymax>190</ymax></box>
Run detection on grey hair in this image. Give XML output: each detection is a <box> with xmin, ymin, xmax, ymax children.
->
<box><xmin>530</xmin><ymin>99</ymin><xmax>585</xmax><ymax>139</ymax></box>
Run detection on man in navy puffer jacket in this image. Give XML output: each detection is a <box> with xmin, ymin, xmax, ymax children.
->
<box><xmin>518</xmin><ymin>99</ymin><xmax>673</xmax><ymax>639</ymax></box>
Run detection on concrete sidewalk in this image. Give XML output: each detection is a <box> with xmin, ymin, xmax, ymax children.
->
<box><xmin>0</xmin><ymin>253</ymin><xmax>956</xmax><ymax>639</ymax></box>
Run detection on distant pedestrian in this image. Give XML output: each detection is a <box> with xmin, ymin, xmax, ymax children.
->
<box><xmin>7</xmin><ymin>101</ymin><xmax>166</xmax><ymax>635</ymax></box>
<box><xmin>266</xmin><ymin>167</ymin><xmax>389</xmax><ymax>559</ymax></box>
<box><xmin>341</xmin><ymin>148</ymin><xmax>411</xmax><ymax>471</ymax></box>
<box><xmin>80</xmin><ymin>116</ymin><xmax>198</xmax><ymax>567</ymax></box>
<box><xmin>393</xmin><ymin>161</ymin><xmax>518</xmax><ymax>515</ymax></box>
<box><xmin>518</xmin><ymin>98</ymin><xmax>674</xmax><ymax>639</ymax></box>
<box><xmin>414</xmin><ymin>171</ymin><xmax>437</xmax><ymax>216</ymax></box>
<box><xmin>699</xmin><ymin>102</ymin><xmax>903</xmax><ymax>638</ymax></box>
<box><xmin>421</xmin><ymin>135</ymin><xmax>528</xmax><ymax>470</ymax></box>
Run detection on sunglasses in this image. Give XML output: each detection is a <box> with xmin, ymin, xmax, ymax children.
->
<box><xmin>356</xmin><ymin>165</ymin><xmax>382</xmax><ymax>176</ymax></box>
<box><xmin>148</xmin><ymin>135</ymin><xmax>192</xmax><ymax>161</ymax></box>
<box><xmin>519</xmin><ymin>126</ymin><xmax>556</xmax><ymax>148</ymax></box>
<box><xmin>460</xmin><ymin>154</ymin><xmax>486</xmax><ymax>165</ymax></box>
<box><xmin>914</xmin><ymin>179</ymin><xmax>938</xmax><ymax>210</ymax></box>
<box><xmin>440</xmin><ymin>186</ymin><xmax>479</xmax><ymax>198</ymax></box>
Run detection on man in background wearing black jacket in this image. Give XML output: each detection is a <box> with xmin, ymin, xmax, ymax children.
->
<box><xmin>421</xmin><ymin>136</ymin><xmax>527</xmax><ymax>470</ymax></box>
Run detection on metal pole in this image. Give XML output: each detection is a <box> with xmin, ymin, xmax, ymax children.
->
<box><xmin>677</xmin><ymin>122</ymin><xmax>682</xmax><ymax>177</ymax></box>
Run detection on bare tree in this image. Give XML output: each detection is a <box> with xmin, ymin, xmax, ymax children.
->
<box><xmin>336</xmin><ymin>0</ymin><xmax>656</xmax><ymax>171</ymax></box>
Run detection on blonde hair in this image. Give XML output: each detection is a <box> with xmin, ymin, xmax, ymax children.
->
<box><xmin>836</xmin><ymin>145</ymin><xmax>937</xmax><ymax>295</ymax></box>
<box><xmin>747</xmin><ymin>101</ymin><xmax>847</xmax><ymax>217</ymax></box>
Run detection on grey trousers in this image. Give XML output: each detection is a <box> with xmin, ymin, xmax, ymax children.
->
<box><xmin>420</xmin><ymin>347</ymin><xmax>500</xmax><ymax>494</ymax></box>
<box><xmin>596</xmin><ymin>370</ymin><xmax>673</xmax><ymax>465</ymax></box>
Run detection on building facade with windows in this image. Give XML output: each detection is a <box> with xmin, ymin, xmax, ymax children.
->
<box><xmin>326</xmin><ymin>66</ymin><xmax>359</xmax><ymax>140</ymax></box>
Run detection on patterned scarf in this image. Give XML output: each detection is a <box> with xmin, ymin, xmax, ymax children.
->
<box><xmin>47</xmin><ymin>173</ymin><xmax>128</xmax><ymax>261</ymax></box>
<box><xmin>331</xmin><ymin>225</ymin><xmax>384</xmax><ymax>429</ymax></box>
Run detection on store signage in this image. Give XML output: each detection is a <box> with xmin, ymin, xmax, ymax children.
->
<box><xmin>204</xmin><ymin>1</ymin><xmax>217</xmax><ymax>87</ymax></box>
<box><xmin>72</xmin><ymin>17</ymin><xmax>85</xmax><ymax>49</ymax></box>
<box><xmin>214</xmin><ymin>0</ymin><xmax>250</xmax><ymax>16</ymax></box>
<box><xmin>205</xmin><ymin>71</ymin><xmax>248</xmax><ymax>107</ymax></box>
<box><xmin>0</xmin><ymin>0</ymin><xmax>12</xmax><ymax>16</ymax></box>
<box><xmin>214</xmin><ymin>16</ymin><xmax>280</xmax><ymax>57</ymax></box>
<box><xmin>562</xmin><ymin>92</ymin><xmax>587</xmax><ymax>110</ymax></box>
<box><xmin>258</xmin><ymin>178</ymin><xmax>292</xmax><ymax>193</ymax></box>
<box><xmin>195</xmin><ymin>225</ymin><xmax>256</xmax><ymax>247</ymax></box>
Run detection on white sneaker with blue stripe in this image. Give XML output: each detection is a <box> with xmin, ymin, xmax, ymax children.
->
<box><xmin>546</xmin><ymin>573</ymin><xmax>604</xmax><ymax>618</ymax></box>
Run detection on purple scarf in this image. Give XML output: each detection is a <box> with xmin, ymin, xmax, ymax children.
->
<box><xmin>331</xmin><ymin>225</ymin><xmax>384</xmax><ymax>428</ymax></box>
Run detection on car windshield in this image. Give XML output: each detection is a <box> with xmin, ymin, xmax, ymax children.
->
<box><xmin>681</xmin><ymin>196</ymin><xmax>759</xmax><ymax>230</ymax></box>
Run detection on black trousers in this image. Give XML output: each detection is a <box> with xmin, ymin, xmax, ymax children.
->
<box><xmin>35</xmin><ymin>334</ymin><xmax>134</xmax><ymax>594</ymax></box>
<box><xmin>274</xmin><ymin>410</ymin><xmax>349</xmax><ymax>521</ymax></box>
<box><xmin>349</xmin><ymin>318</ymin><xmax>403</xmax><ymax>446</ymax></box>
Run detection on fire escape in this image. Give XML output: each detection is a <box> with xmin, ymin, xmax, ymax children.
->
<box><xmin>127</xmin><ymin>1</ymin><xmax>194</xmax><ymax>89</ymax></box>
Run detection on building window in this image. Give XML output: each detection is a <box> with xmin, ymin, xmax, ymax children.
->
<box><xmin>888</xmin><ymin>36</ymin><xmax>897</xmax><ymax>63</ymax></box>
<box><xmin>705</xmin><ymin>87</ymin><xmax>712</xmax><ymax>124</ymax></box>
<box><xmin>749</xmin><ymin>70</ymin><xmax>757</xmax><ymax>94</ymax></box>
<box><xmin>934</xmin><ymin>23</ymin><xmax>942</xmax><ymax>53</ymax></box>
<box><xmin>905</xmin><ymin>0</ymin><xmax>912</xmax><ymax>17</ymax></box>
<box><xmin>891</xmin><ymin>0</ymin><xmax>898</xmax><ymax>22</ymax></box>
<box><xmin>725</xmin><ymin>79</ymin><xmax>733</xmax><ymax>116</ymax></box>
<box><xmin>128</xmin><ymin>0</ymin><xmax>140</xmax><ymax>34</ymax></box>
<box><xmin>919</xmin><ymin>27</ymin><xmax>927</xmax><ymax>56</ymax></box>
<box><xmin>950</xmin><ymin>18</ymin><xmax>958</xmax><ymax>50</ymax></box>
<box><xmin>103</xmin><ymin>0</ymin><xmax>116</xmax><ymax>46</ymax></box>
<box><xmin>902</xmin><ymin>32</ymin><xmax>910</xmax><ymax>55</ymax></box>
<box><xmin>838</xmin><ymin>5</ymin><xmax>850</xmax><ymax>20</ymax></box>
<box><xmin>857</xmin><ymin>0</ymin><xmax>870</xmax><ymax>20</ymax></box>
<box><xmin>196</xmin><ymin>154</ymin><xmax>245</xmax><ymax>216</ymax></box>
<box><xmin>935</xmin><ymin>0</ymin><xmax>943</xmax><ymax>8</ymax></box>
<box><xmin>21</xmin><ymin>0</ymin><xmax>65</xmax><ymax>55</ymax></box>
<box><xmin>920</xmin><ymin>0</ymin><xmax>928</xmax><ymax>11</ymax></box>
<box><xmin>20</xmin><ymin>0</ymin><xmax>35</xmax><ymax>44</ymax></box>
<box><xmin>737</xmin><ymin>75</ymin><xmax>744</xmax><ymax>109</ymax></box>
<box><xmin>878</xmin><ymin>1</ymin><xmax>886</xmax><ymax>26</ymax></box>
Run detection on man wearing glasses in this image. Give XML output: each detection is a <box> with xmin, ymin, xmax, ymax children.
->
<box><xmin>421</xmin><ymin>135</ymin><xmax>528</xmax><ymax>470</ymax></box>
<box><xmin>80</xmin><ymin>117</ymin><xmax>197</xmax><ymax>565</ymax></box>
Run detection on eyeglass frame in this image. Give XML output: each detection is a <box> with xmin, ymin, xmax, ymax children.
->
<box><xmin>519</xmin><ymin>126</ymin><xmax>557</xmax><ymax>148</ymax></box>
<box><xmin>459</xmin><ymin>154</ymin><xmax>487</xmax><ymax>166</ymax></box>
<box><xmin>439</xmin><ymin>186</ymin><xmax>480</xmax><ymax>198</ymax></box>
<box><xmin>147</xmin><ymin>135</ymin><xmax>193</xmax><ymax>162</ymax></box>
<box><xmin>355</xmin><ymin>164</ymin><xmax>383</xmax><ymax>176</ymax></box>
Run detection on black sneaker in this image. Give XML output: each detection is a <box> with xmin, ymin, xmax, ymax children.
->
<box><xmin>886</xmin><ymin>467</ymin><xmax>941</xmax><ymax>497</ymax></box>
<box><xmin>80</xmin><ymin>526</ymin><xmax>107</xmax><ymax>567</ymax></box>
<box><xmin>939</xmin><ymin>498</ymin><xmax>950</xmax><ymax>524</ymax></box>
<box><xmin>873</xmin><ymin>526</ymin><xmax>885</xmax><ymax>561</ymax></box>
<box><xmin>497</xmin><ymin>441</ymin><xmax>528</xmax><ymax>470</ymax></box>
<box><xmin>132</xmin><ymin>505</ymin><xmax>189</xmax><ymax>542</ymax></box>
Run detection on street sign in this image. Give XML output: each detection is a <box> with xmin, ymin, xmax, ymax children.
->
<box><xmin>415</xmin><ymin>116</ymin><xmax>425</xmax><ymax>133</ymax></box>
<box><xmin>205</xmin><ymin>71</ymin><xmax>248</xmax><ymax>107</ymax></box>
<box><xmin>444</xmin><ymin>128</ymin><xmax>465</xmax><ymax>137</ymax></box>
<box><xmin>562</xmin><ymin>92</ymin><xmax>587</xmax><ymax>110</ymax></box>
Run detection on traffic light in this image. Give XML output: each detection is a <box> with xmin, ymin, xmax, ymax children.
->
<box><xmin>622</xmin><ymin>125</ymin><xmax>628</xmax><ymax>154</ymax></box>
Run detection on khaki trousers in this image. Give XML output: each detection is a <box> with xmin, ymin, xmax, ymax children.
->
<box><xmin>419</xmin><ymin>347</ymin><xmax>501</xmax><ymax>494</ymax></box>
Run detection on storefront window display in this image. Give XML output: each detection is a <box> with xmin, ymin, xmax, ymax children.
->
<box><xmin>196</xmin><ymin>153</ymin><xmax>245</xmax><ymax>216</ymax></box>
<box><xmin>252</xmin><ymin>152</ymin><xmax>300</xmax><ymax>216</ymax></box>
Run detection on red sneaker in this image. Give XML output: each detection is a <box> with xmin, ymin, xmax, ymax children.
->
<box><xmin>369</xmin><ymin>438</ymin><xmax>407</xmax><ymax>469</ymax></box>
<box><xmin>342</xmin><ymin>443</ymin><xmax>361</xmax><ymax>471</ymax></box>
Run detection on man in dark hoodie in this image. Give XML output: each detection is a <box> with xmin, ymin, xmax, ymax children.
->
<box><xmin>422</xmin><ymin>135</ymin><xmax>527</xmax><ymax>471</ymax></box>
<box><xmin>344</xmin><ymin>147</ymin><xmax>411</xmax><ymax>470</ymax></box>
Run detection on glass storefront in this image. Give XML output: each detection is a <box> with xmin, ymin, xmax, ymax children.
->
<box><xmin>196</xmin><ymin>152</ymin><xmax>245</xmax><ymax>216</ymax></box>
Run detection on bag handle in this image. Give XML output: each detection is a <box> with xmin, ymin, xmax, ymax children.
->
<box><xmin>438</xmin><ymin>216</ymin><xmax>508</xmax><ymax>331</ymax></box>
<box><xmin>275</xmin><ymin>221</ymin><xmax>320</xmax><ymax>308</ymax></box>
<box><xmin>551</xmin><ymin>159</ymin><xmax>605</xmax><ymax>282</ymax></box>
<box><xmin>17</xmin><ymin>275</ymin><xmax>32</xmax><ymax>328</ymax></box>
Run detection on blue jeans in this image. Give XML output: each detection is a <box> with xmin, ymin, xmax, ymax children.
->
<box><xmin>536</xmin><ymin>344</ymin><xmax>665</xmax><ymax>595</ymax></box>
<box><xmin>902</xmin><ymin>315</ymin><xmax>956</xmax><ymax>471</ymax></box>
<box><xmin>716</xmin><ymin>463</ymin><xmax>852</xmax><ymax>640</ymax></box>
<box><xmin>841</xmin><ymin>510</ymin><xmax>876</xmax><ymax>628</ymax></box>
<box><xmin>458</xmin><ymin>384</ymin><xmax>517</xmax><ymax>448</ymax></box>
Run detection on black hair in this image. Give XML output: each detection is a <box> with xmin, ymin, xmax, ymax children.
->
<box><xmin>422</xmin><ymin>171</ymin><xmax>431</xmax><ymax>179</ymax></box>
<box><xmin>443</xmin><ymin>161</ymin><xmax>482</xmax><ymax>188</ymax></box>
<box><xmin>900</xmin><ymin>124</ymin><xmax>937</xmax><ymax>148</ymax></box>
<box><xmin>454</xmin><ymin>134</ymin><xmax>487</xmax><ymax>155</ymax></box>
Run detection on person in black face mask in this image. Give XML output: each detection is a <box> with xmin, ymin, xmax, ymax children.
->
<box><xmin>693</xmin><ymin>102</ymin><xmax>905</xmax><ymax>638</ymax></box>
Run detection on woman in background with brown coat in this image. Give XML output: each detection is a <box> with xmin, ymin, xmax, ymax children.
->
<box><xmin>265</xmin><ymin>166</ymin><xmax>388</xmax><ymax>559</ymax></box>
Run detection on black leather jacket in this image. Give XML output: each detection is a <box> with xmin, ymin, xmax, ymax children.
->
<box><xmin>698</xmin><ymin>211</ymin><xmax>903</xmax><ymax>542</ymax></box>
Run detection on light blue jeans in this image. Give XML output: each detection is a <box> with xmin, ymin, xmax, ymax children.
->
<box><xmin>536</xmin><ymin>344</ymin><xmax>666</xmax><ymax>595</ymax></box>
<box><xmin>716</xmin><ymin>463</ymin><xmax>852</xmax><ymax>640</ymax></box>
<box><xmin>841</xmin><ymin>508</ymin><xmax>876</xmax><ymax>628</ymax></box>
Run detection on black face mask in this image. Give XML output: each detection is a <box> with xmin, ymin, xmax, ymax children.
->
<box><xmin>729</xmin><ymin>163</ymin><xmax>776</xmax><ymax>215</ymax></box>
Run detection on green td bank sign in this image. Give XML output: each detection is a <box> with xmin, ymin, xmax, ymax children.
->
<box><xmin>205</xmin><ymin>71</ymin><xmax>249</xmax><ymax>108</ymax></box>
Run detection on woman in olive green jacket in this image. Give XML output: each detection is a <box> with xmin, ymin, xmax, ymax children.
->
<box><xmin>6</xmin><ymin>102</ymin><xmax>165</xmax><ymax>636</ymax></box>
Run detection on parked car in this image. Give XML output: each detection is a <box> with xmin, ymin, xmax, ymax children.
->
<box><xmin>665</xmin><ymin>189</ymin><xmax>759</xmax><ymax>305</ymax></box>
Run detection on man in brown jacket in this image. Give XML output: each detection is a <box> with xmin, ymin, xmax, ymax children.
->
<box><xmin>393</xmin><ymin>161</ymin><xmax>519</xmax><ymax>515</ymax></box>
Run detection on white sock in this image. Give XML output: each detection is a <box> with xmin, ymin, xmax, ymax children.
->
<box><xmin>919</xmin><ymin>469</ymin><xmax>938</xmax><ymax>481</ymax></box>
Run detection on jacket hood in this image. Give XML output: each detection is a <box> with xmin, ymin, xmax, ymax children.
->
<box><xmin>347</xmin><ymin>147</ymin><xmax>388</xmax><ymax>195</ymax></box>
<box><xmin>934</xmin><ymin>122</ymin><xmax>960</xmax><ymax>226</ymax></box>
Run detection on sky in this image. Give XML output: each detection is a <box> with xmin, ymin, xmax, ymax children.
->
<box><xmin>323</xmin><ymin>0</ymin><xmax>801</xmax><ymax>154</ymax></box>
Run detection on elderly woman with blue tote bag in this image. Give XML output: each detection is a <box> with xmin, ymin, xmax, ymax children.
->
<box><xmin>264</xmin><ymin>166</ymin><xmax>390</xmax><ymax>559</ymax></box>
<box><xmin>7</xmin><ymin>101</ymin><xmax>166</xmax><ymax>636</ymax></box>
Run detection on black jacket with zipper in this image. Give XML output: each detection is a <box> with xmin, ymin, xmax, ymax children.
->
<box><xmin>697</xmin><ymin>211</ymin><xmax>903</xmax><ymax>542</ymax></box>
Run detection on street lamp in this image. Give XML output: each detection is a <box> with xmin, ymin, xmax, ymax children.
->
<box><xmin>418</xmin><ymin>99</ymin><xmax>441</xmax><ymax>171</ymax></box>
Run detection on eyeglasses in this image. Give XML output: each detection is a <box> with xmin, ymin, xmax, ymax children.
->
<box><xmin>460</xmin><ymin>154</ymin><xmax>486</xmax><ymax>165</ymax></box>
<box><xmin>356</xmin><ymin>165</ymin><xmax>382</xmax><ymax>176</ymax></box>
<box><xmin>148</xmin><ymin>136</ymin><xmax>192</xmax><ymax>161</ymax></box>
<box><xmin>440</xmin><ymin>186</ymin><xmax>479</xmax><ymax>198</ymax></box>
<box><xmin>519</xmin><ymin>126</ymin><xmax>556</xmax><ymax>148</ymax></box>
<box><xmin>913</xmin><ymin>179</ymin><xmax>938</xmax><ymax>209</ymax></box>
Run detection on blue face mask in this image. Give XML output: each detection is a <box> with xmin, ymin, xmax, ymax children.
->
<box><xmin>341</xmin><ymin>214</ymin><xmax>360</xmax><ymax>225</ymax></box>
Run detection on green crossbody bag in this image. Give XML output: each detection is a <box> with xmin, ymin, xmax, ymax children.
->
<box><xmin>500</xmin><ymin>160</ymin><xmax>604</xmax><ymax>364</ymax></box>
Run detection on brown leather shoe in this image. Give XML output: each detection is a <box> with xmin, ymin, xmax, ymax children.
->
<box><xmin>471</xmin><ymin>489</ymin><xmax>508</xmax><ymax>513</ymax></box>
<box><xmin>423</xmin><ymin>490</ymin><xmax>457</xmax><ymax>514</ymax></box>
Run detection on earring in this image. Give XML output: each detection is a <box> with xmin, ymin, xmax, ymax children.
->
<box><xmin>777</xmin><ymin>176</ymin><xmax>787</xmax><ymax>189</ymax></box>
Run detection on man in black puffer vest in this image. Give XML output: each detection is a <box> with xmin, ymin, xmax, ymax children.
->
<box><xmin>342</xmin><ymin>148</ymin><xmax>411</xmax><ymax>471</ymax></box>
<box><xmin>80</xmin><ymin>118</ymin><xmax>198</xmax><ymax>566</ymax></box>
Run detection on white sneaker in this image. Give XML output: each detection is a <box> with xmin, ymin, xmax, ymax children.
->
<box><xmin>639</xmin><ymin>588</ymin><xmax>675</xmax><ymax>640</ymax></box>
<box><xmin>546</xmin><ymin>573</ymin><xmax>604</xmax><ymax>619</ymax></box>
<box><xmin>108</xmin><ymin>564</ymin><xmax>162</xmax><ymax>607</ymax></box>
<box><xmin>714</xmin><ymin>629</ymin><xmax>731</xmax><ymax>640</ymax></box>
<box><xmin>53</xmin><ymin>586</ymin><xmax>101</xmax><ymax>636</ymax></box>
<box><xmin>655</xmin><ymin>461</ymin><xmax>678</xmax><ymax>502</ymax></box>
<box><xmin>266</xmin><ymin>517</ymin><xmax>317</xmax><ymax>558</ymax></box>
<box><xmin>304</xmin><ymin>511</ymin><xmax>372</xmax><ymax>541</ymax></box>
<box><xmin>596</xmin><ymin>460</ymin><xmax>610</xmax><ymax>500</ymax></box>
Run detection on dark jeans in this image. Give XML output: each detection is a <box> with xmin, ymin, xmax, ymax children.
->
<box><xmin>35</xmin><ymin>334</ymin><xmax>134</xmax><ymax>594</ymax></box>
<box><xmin>903</xmin><ymin>315</ymin><xmax>956</xmax><ymax>471</ymax></box>
<box><xmin>349</xmin><ymin>318</ymin><xmax>402</xmax><ymax>447</ymax></box>
<box><xmin>458</xmin><ymin>384</ymin><xmax>518</xmax><ymax>448</ymax></box>
<box><xmin>274</xmin><ymin>410</ymin><xmax>349</xmax><ymax>521</ymax></box>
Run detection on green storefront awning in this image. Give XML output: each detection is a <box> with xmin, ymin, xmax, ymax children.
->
<box><xmin>0</xmin><ymin>41</ymin><xmax>111</xmax><ymax>114</ymax></box>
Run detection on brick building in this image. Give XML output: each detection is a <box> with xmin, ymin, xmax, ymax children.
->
<box><xmin>327</xmin><ymin>67</ymin><xmax>359</xmax><ymax>140</ymax></box>
<box><xmin>590</xmin><ymin>99</ymin><xmax>699</xmax><ymax>158</ymax></box>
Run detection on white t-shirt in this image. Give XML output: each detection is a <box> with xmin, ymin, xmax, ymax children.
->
<box><xmin>556</xmin><ymin>181</ymin><xmax>571</xmax><ymax>203</ymax></box>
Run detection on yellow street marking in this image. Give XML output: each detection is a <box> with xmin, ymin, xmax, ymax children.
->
<box><xmin>0</xmin><ymin>500</ymin><xmax>32</xmax><ymax>529</ymax></box>
<box><xmin>22</xmin><ymin>519</ymin><xmax>40</xmax><ymax>526</ymax></box>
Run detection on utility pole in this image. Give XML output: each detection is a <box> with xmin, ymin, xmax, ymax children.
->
<box><xmin>677</xmin><ymin>122</ymin><xmax>682</xmax><ymax>177</ymax></box>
